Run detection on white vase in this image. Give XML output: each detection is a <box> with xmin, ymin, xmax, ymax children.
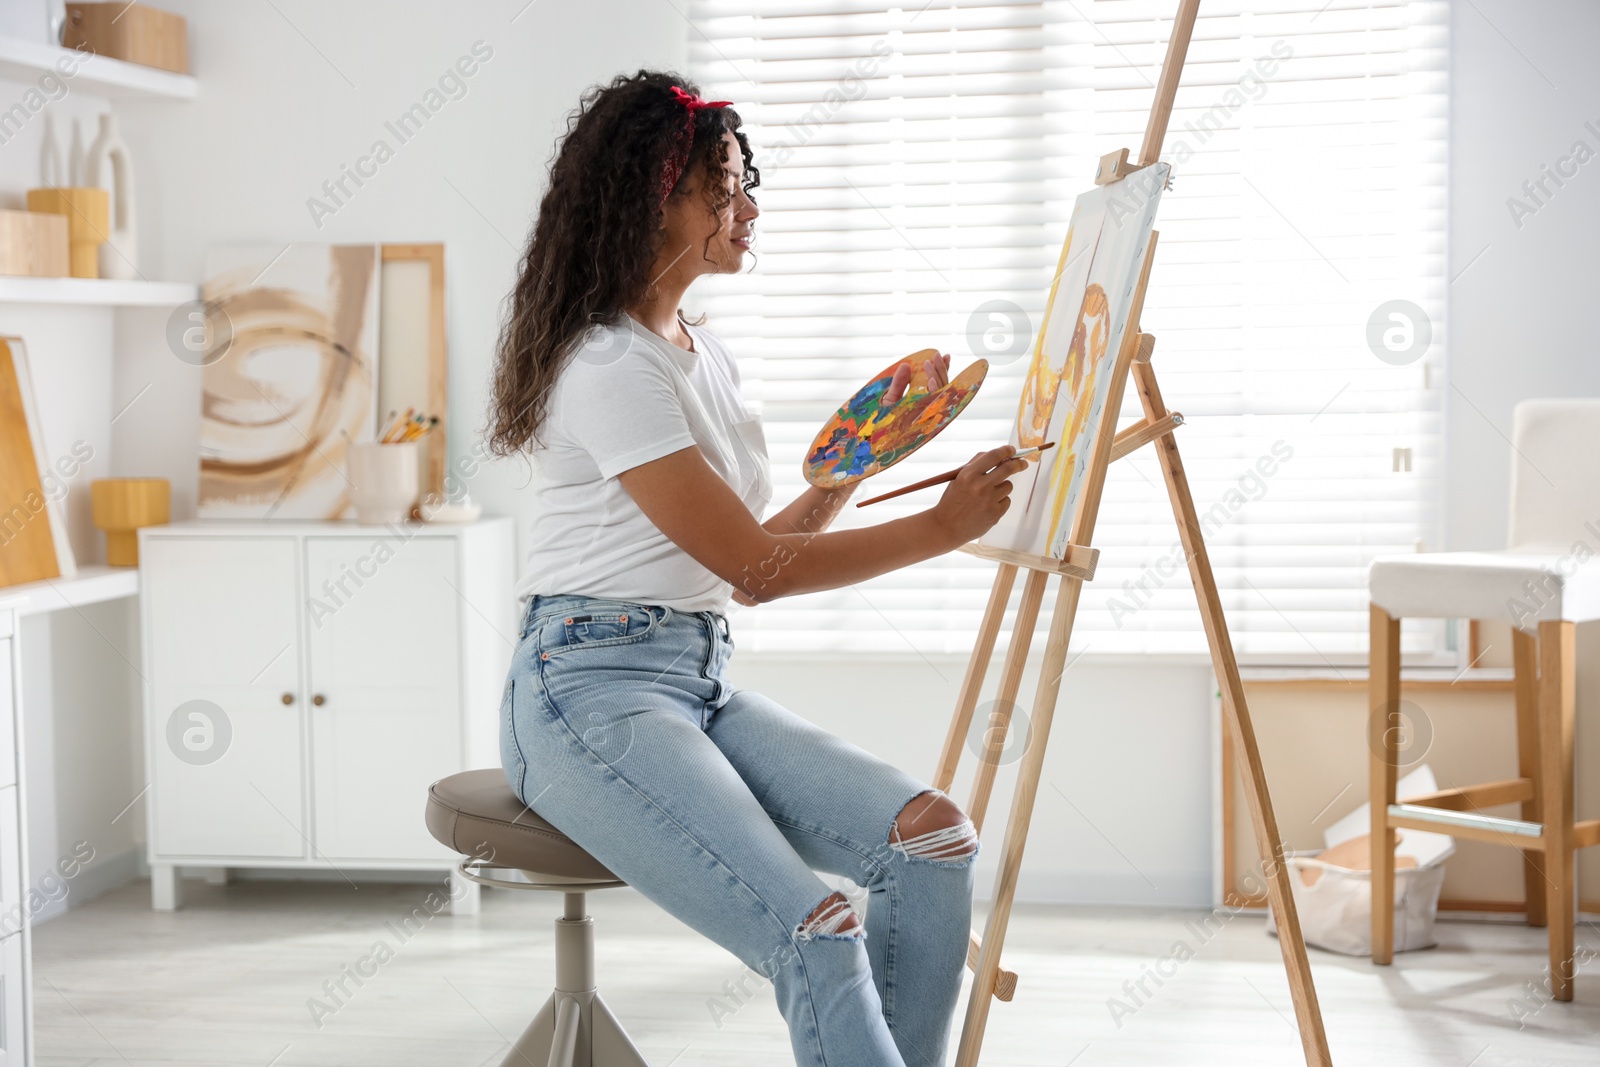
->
<box><xmin>85</xmin><ymin>112</ymin><xmax>139</xmax><ymax>280</ymax></box>
<box><xmin>68</xmin><ymin>115</ymin><xmax>84</xmax><ymax>184</ymax></box>
<box><xmin>39</xmin><ymin>113</ymin><xmax>63</xmax><ymax>187</ymax></box>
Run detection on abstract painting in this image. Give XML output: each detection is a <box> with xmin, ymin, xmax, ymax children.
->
<box><xmin>805</xmin><ymin>352</ymin><xmax>988</xmax><ymax>488</ymax></box>
<box><xmin>982</xmin><ymin>163</ymin><xmax>1168</xmax><ymax>558</ymax></box>
<box><xmin>199</xmin><ymin>244</ymin><xmax>380</xmax><ymax>519</ymax></box>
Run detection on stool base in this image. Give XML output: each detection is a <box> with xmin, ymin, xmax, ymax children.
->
<box><xmin>498</xmin><ymin>890</ymin><xmax>651</xmax><ymax>1067</ymax></box>
<box><xmin>503</xmin><ymin>988</ymin><xmax>651</xmax><ymax>1067</ymax></box>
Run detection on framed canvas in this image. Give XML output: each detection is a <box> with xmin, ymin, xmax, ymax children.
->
<box><xmin>198</xmin><ymin>244</ymin><xmax>380</xmax><ymax>519</ymax></box>
<box><xmin>0</xmin><ymin>336</ymin><xmax>76</xmax><ymax>586</ymax></box>
<box><xmin>378</xmin><ymin>243</ymin><xmax>448</xmax><ymax>499</ymax></box>
<box><xmin>981</xmin><ymin>163</ymin><xmax>1169</xmax><ymax>558</ymax></box>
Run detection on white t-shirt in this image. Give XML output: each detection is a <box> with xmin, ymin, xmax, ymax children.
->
<box><xmin>513</xmin><ymin>315</ymin><xmax>774</xmax><ymax>612</ymax></box>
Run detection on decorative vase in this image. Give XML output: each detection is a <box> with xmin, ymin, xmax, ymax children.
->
<box><xmin>68</xmin><ymin>115</ymin><xmax>85</xmax><ymax>185</ymax></box>
<box><xmin>91</xmin><ymin>478</ymin><xmax>171</xmax><ymax>566</ymax></box>
<box><xmin>85</xmin><ymin>112</ymin><xmax>137</xmax><ymax>280</ymax></box>
<box><xmin>347</xmin><ymin>442</ymin><xmax>419</xmax><ymax>525</ymax></box>
<box><xmin>40</xmin><ymin>113</ymin><xmax>63</xmax><ymax>187</ymax></box>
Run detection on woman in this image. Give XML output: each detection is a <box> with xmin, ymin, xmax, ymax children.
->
<box><xmin>486</xmin><ymin>70</ymin><xmax>1024</xmax><ymax>1067</ymax></box>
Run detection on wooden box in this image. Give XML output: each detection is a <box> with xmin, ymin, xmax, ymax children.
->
<box><xmin>63</xmin><ymin>3</ymin><xmax>189</xmax><ymax>75</ymax></box>
<box><xmin>0</xmin><ymin>211</ymin><xmax>68</xmax><ymax>277</ymax></box>
<box><xmin>25</xmin><ymin>188</ymin><xmax>108</xmax><ymax>279</ymax></box>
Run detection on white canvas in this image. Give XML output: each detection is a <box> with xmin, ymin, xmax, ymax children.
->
<box><xmin>199</xmin><ymin>244</ymin><xmax>380</xmax><ymax>519</ymax></box>
<box><xmin>982</xmin><ymin>163</ymin><xmax>1168</xmax><ymax>559</ymax></box>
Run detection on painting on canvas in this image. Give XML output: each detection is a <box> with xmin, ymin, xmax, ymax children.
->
<box><xmin>199</xmin><ymin>244</ymin><xmax>380</xmax><ymax>519</ymax></box>
<box><xmin>981</xmin><ymin>163</ymin><xmax>1168</xmax><ymax>559</ymax></box>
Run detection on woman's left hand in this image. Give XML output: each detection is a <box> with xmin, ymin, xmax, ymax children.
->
<box><xmin>881</xmin><ymin>352</ymin><xmax>950</xmax><ymax>406</ymax></box>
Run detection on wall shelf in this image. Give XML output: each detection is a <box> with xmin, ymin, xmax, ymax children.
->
<box><xmin>0</xmin><ymin>277</ymin><xmax>197</xmax><ymax>306</ymax></box>
<box><xmin>0</xmin><ymin>33</ymin><xmax>195</xmax><ymax>101</ymax></box>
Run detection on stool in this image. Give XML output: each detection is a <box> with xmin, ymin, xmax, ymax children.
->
<box><xmin>426</xmin><ymin>769</ymin><xmax>652</xmax><ymax>1067</ymax></box>
<box><xmin>1367</xmin><ymin>398</ymin><xmax>1600</xmax><ymax>1001</ymax></box>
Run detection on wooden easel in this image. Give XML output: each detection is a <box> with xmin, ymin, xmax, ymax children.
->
<box><xmin>932</xmin><ymin>3</ymin><xmax>1333</xmax><ymax>1064</ymax></box>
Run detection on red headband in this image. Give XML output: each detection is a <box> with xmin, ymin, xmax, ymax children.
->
<box><xmin>659</xmin><ymin>85</ymin><xmax>733</xmax><ymax>207</ymax></box>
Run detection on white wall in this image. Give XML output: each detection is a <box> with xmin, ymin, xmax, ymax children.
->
<box><xmin>1446</xmin><ymin>0</ymin><xmax>1600</xmax><ymax>546</ymax></box>
<box><xmin>6</xmin><ymin>0</ymin><xmax>1596</xmax><ymax>916</ymax></box>
<box><xmin>1446</xmin><ymin>0</ymin><xmax>1600</xmax><ymax>906</ymax></box>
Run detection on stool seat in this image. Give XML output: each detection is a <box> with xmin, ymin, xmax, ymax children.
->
<box><xmin>1369</xmin><ymin>550</ymin><xmax>1600</xmax><ymax>629</ymax></box>
<box><xmin>427</xmin><ymin>769</ymin><xmax>618</xmax><ymax>883</ymax></box>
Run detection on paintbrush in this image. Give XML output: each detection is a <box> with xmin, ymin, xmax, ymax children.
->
<box><xmin>855</xmin><ymin>442</ymin><xmax>1056</xmax><ymax>508</ymax></box>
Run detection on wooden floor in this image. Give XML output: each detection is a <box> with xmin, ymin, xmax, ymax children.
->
<box><xmin>29</xmin><ymin>878</ymin><xmax>1599</xmax><ymax>1066</ymax></box>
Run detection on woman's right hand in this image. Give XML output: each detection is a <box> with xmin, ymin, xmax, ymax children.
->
<box><xmin>927</xmin><ymin>445</ymin><xmax>1028</xmax><ymax>549</ymax></box>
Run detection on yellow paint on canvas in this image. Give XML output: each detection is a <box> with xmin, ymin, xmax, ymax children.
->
<box><xmin>1015</xmin><ymin>225</ymin><xmax>1078</xmax><ymax>449</ymax></box>
<box><xmin>1044</xmin><ymin>283</ymin><xmax>1110</xmax><ymax>549</ymax></box>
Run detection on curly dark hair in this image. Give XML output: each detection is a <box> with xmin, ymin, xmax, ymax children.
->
<box><xmin>485</xmin><ymin>69</ymin><xmax>759</xmax><ymax>457</ymax></box>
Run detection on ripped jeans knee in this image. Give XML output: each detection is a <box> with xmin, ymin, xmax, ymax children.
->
<box><xmin>889</xmin><ymin>790</ymin><xmax>980</xmax><ymax>868</ymax></box>
<box><xmin>795</xmin><ymin>891</ymin><xmax>864</xmax><ymax>943</ymax></box>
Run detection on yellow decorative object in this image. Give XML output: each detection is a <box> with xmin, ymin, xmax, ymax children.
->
<box><xmin>91</xmin><ymin>478</ymin><xmax>170</xmax><ymax>566</ymax></box>
<box><xmin>26</xmin><ymin>188</ymin><xmax>110</xmax><ymax>279</ymax></box>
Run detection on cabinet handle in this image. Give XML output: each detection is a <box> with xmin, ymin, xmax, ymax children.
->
<box><xmin>312</xmin><ymin>694</ymin><xmax>326</xmax><ymax>707</ymax></box>
<box><xmin>281</xmin><ymin>693</ymin><xmax>294</xmax><ymax>706</ymax></box>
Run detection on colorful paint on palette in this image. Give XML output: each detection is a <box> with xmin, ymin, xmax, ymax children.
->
<box><xmin>804</xmin><ymin>354</ymin><xmax>989</xmax><ymax>488</ymax></box>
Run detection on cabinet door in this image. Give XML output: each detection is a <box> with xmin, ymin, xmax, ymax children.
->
<box><xmin>305</xmin><ymin>537</ymin><xmax>462</xmax><ymax>860</ymax></box>
<box><xmin>144</xmin><ymin>537</ymin><xmax>306</xmax><ymax>859</ymax></box>
<box><xmin>0</xmin><ymin>788</ymin><xmax>17</xmax><ymax>932</ymax></box>
<box><xmin>0</xmin><ymin>641</ymin><xmax>13</xmax><ymax>790</ymax></box>
<box><xmin>0</xmin><ymin>932</ymin><xmax>21</xmax><ymax>1067</ymax></box>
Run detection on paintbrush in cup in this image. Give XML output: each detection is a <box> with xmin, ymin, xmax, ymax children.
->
<box><xmin>855</xmin><ymin>442</ymin><xmax>1055</xmax><ymax>508</ymax></box>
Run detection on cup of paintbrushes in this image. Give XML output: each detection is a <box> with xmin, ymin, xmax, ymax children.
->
<box><xmin>347</xmin><ymin>440</ymin><xmax>419</xmax><ymax>524</ymax></box>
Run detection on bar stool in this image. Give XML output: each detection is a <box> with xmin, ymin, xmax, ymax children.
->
<box><xmin>426</xmin><ymin>769</ymin><xmax>652</xmax><ymax>1067</ymax></box>
<box><xmin>1367</xmin><ymin>398</ymin><xmax>1600</xmax><ymax>1000</ymax></box>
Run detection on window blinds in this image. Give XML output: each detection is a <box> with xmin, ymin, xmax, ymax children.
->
<box><xmin>686</xmin><ymin>0</ymin><xmax>1447</xmax><ymax>661</ymax></box>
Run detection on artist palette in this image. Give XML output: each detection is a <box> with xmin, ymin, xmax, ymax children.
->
<box><xmin>803</xmin><ymin>351</ymin><xmax>988</xmax><ymax>488</ymax></box>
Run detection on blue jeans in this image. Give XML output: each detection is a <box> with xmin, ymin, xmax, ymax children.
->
<box><xmin>501</xmin><ymin>593</ymin><xmax>979</xmax><ymax>1067</ymax></box>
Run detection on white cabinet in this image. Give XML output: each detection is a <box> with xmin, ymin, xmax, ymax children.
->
<box><xmin>143</xmin><ymin>537</ymin><xmax>306</xmax><ymax>860</ymax></box>
<box><xmin>139</xmin><ymin>519</ymin><xmax>514</xmax><ymax>912</ymax></box>
<box><xmin>0</xmin><ymin>605</ymin><xmax>32</xmax><ymax>1067</ymax></box>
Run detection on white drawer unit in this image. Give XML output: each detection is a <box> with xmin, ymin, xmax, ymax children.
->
<box><xmin>138</xmin><ymin>519</ymin><xmax>514</xmax><ymax>912</ymax></box>
<box><xmin>0</xmin><ymin>604</ymin><xmax>31</xmax><ymax>1067</ymax></box>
